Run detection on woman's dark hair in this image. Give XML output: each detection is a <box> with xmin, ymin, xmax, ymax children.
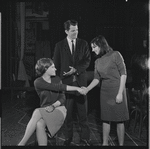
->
<box><xmin>91</xmin><ymin>35</ymin><xmax>113</xmax><ymax>57</ymax></box>
<box><xmin>64</xmin><ymin>20</ymin><xmax>78</xmax><ymax>31</ymax></box>
<box><xmin>35</xmin><ymin>58</ymin><xmax>53</xmax><ymax>76</ymax></box>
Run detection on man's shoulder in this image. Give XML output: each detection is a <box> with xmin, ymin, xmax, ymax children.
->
<box><xmin>55</xmin><ymin>38</ymin><xmax>88</xmax><ymax>46</ymax></box>
<box><xmin>56</xmin><ymin>38</ymin><xmax>66</xmax><ymax>45</ymax></box>
<box><xmin>77</xmin><ymin>38</ymin><xmax>87</xmax><ymax>43</ymax></box>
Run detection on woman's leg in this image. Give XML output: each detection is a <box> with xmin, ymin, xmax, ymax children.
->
<box><xmin>102</xmin><ymin>122</ymin><xmax>110</xmax><ymax>146</ymax></box>
<box><xmin>18</xmin><ymin>109</ymin><xmax>42</xmax><ymax>146</ymax></box>
<box><xmin>117</xmin><ymin>122</ymin><xmax>125</xmax><ymax>146</ymax></box>
<box><xmin>36</xmin><ymin>119</ymin><xmax>47</xmax><ymax>146</ymax></box>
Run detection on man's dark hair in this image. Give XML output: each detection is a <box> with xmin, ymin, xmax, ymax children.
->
<box><xmin>64</xmin><ymin>20</ymin><xmax>78</xmax><ymax>31</ymax></box>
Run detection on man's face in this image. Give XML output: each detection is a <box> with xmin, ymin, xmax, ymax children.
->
<box><xmin>66</xmin><ymin>25</ymin><xmax>78</xmax><ymax>40</ymax></box>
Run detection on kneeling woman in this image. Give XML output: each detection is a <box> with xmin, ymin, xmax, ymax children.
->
<box><xmin>18</xmin><ymin>58</ymin><xmax>83</xmax><ymax>146</ymax></box>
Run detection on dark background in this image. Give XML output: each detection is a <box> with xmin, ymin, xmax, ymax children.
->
<box><xmin>1</xmin><ymin>0</ymin><xmax>149</xmax><ymax>88</ymax></box>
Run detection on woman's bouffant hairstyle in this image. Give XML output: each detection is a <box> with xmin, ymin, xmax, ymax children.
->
<box><xmin>35</xmin><ymin>58</ymin><xmax>53</xmax><ymax>76</ymax></box>
<box><xmin>91</xmin><ymin>35</ymin><xmax>113</xmax><ymax>58</ymax></box>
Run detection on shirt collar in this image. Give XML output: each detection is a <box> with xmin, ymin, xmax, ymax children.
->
<box><xmin>67</xmin><ymin>37</ymin><xmax>76</xmax><ymax>43</ymax></box>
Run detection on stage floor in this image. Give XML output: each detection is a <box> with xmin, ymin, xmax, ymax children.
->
<box><xmin>1</xmin><ymin>89</ymin><xmax>148</xmax><ymax>147</ymax></box>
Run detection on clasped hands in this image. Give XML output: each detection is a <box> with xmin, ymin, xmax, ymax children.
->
<box><xmin>63</xmin><ymin>66</ymin><xmax>89</xmax><ymax>95</ymax></box>
<box><xmin>77</xmin><ymin>86</ymin><xmax>89</xmax><ymax>95</ymax></box>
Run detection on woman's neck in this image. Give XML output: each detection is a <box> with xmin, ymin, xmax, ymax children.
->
<box><xmin>42</xmin><ymin>74</ymin><xmax>51</xmax><ymax>83</ymax></box>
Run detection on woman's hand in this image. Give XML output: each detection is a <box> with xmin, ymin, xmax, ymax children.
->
<box><xmin>45</xmin><ymin>105</ymin><xmax>55</xmax><ymax>113</ymax></box>
<box><xmin>76</xmin><ymin>87</ymin><xmax>84</xmax><ymax>94</ymax></box>
<box><xmin>116</xmin><ymin>93</ymin><xmax>123</xmax><ymax>104</ymax></box>
<box><xmin>81</xmin><ymin>86</ymin><xmax>89</xmax><ymax>95</ymax></box>
<box><xmin>76</xmin><ymin>86</ymin><xmax>89</xmax><ymax>95</ymax></box>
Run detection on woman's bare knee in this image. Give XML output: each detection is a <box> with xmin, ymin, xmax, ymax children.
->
<box><xmin>37</xmin><ymin>119</ymin><xmax>46</xmax><ymax>129</ymax></box>
<box><xmin>32</xmin><ymin>108</ymin><xmax>41</xmax><ymax>119</ymax></box>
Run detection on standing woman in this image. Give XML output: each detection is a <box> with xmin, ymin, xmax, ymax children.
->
<box><xmin>18</xmin><ymin>58</ymin><xmax>83</xmax><ymax>146</ymax></box>
<box><xmin>82</xmin><ymin>35</ymin><xmax>129</xmax><ymax>146</ymax></box>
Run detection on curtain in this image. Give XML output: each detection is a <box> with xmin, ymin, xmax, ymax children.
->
<box><xmin>17</xmin><ymin>2</ymin><xmax>30</xmax><ymax>87</ymax></box>
<box><xmin>0</xmin><ymin>13</ymin><xmax>1</xmax><ymax>89</ymax></box>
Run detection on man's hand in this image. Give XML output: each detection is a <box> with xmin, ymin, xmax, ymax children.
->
<box><xmin>63</xmin><ymin>66</ymin><xmax>76</xmax><ymax>76</ymax></box>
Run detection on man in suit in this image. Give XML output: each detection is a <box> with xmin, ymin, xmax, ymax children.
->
<box><xmin>53</xmin><ymin>20</ymin><xmax>92</xmax><ymax>146</ymax></box>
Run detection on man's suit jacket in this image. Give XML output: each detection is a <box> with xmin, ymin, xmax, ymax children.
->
<box><xmin>53</xmin><ymin>38</ymin><xmax>91</xmax><ymax>87</ymax></box>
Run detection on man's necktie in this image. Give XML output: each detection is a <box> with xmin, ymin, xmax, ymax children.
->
<box><xmin>71</xmin><ymin>40</ymin><xmax>75</xmax><ymax>55</ymax></box>
<box><xmin>71</xmin><ymin>40</ymin><xmax>76</xmax><ymax>82</ymax></box>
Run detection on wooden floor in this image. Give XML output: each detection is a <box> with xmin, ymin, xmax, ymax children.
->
<box><xmin>1</xmin><ymin>89</ymin><xmax>148</xmax><ymax>147</ymax></box>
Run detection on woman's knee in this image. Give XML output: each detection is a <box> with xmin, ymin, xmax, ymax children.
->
<box><xmin>32</xmin><ymin>108</ymin><xmax>41</xmax><ymax>119</ymax></box>
<box><xmin>36</xmin><ymin>119</ymin><xmax>46</xmax><ymax>129</ymax></box>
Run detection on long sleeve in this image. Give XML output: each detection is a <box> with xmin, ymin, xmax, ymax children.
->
<box><xmin>75</xmin><ymin>41</ymin><xmax>91</xmax><ymax>75</ymax></box>
<box><xmin>34</xmin><ymin>77</ymin><xmax>67</xmax><ymax>107</ymax></box>
<box><xmin>53</xmin><ymin>43</ymin><xmax>61</xmax><ymax>76</ymax></box>
<box><xmin>56</xmin><ymin>80</ymin><xmax>66</xmax><ymax>105</ymax></box>
<box><xmin>53</xmin><ymin>38</ymin><xmax>90</xmax><ymax>86</ymax></box>
<box><xmin>57</xmin><ymin>91</ymin><xmax>66</xmax><ymax>105</ymax></box>
<box><xmin>94</xmin><ymin>60</ymin><xmax>101</xmax><ymax>81</ymax></box>
<box><xmin>34</xmin><ymin>77</ymin><xmax>67</xmax><ymax>92</ymax></box>
<box><xmin>115</xmin><ymin>51</ymin><xmax>127</xmax><ymax>76</ymax></box>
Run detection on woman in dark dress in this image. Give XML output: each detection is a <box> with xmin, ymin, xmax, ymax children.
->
<box><xmin>82</xmin><ymin>35</ymin><xmax>129</xmax><ymax>146</ymax></box>
<box><xmin>18</xmin><ymin>58</ymin><xmax>83</xmax><ymax>146</ymax></box>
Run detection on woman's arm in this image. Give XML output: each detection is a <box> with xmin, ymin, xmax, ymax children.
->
<box><xmin>56</xmin><ymin>91</ymin><xmax>66</xmax><ymax>106</ymax></box>
<box><xmin>82</xmin><ymin>79</ymin><xmax>99</xmax><ymax>95</ymax></box>
<box><xmin>35</xmin><ymin>78</ymin><xmax>83</xmax><ymax>93</ymax></box>
<box><xmin>51</xmin><ymin>86</ymin><xmax>83</xmax><ymax>108</ymax></box>
<box><xmin>87</xmin><ymin>79</ymin><xmax>99</xmax><ymax>91</ymax></box>
<box><xmin>118</xmin><ymin>75</ymin><xmax>127</xmax><ymax>94</ymax></box>
<box><xmin>52</xmin><ymin>100</ymin><xmax>61</xmax><ymax>108</ymax></box>
<box><xmin>34</xmin><ymin>79</ymin><xmax>67</xmax><ymax>92</ymax></box>
<box><xmin>45</xmin><ymin>91</ymin><xmax>65</xmax><ymax>113</ymax></box>
<box><xmin>66</xmin><ymin>85</ymin><xmax>82</xmax><ymax>92</ymax></box>
<box><xmin>115</xmin><ymin>52</ymin><xmax>127</xmax><ymax>103</ymax></box>
<box><xmin>45</xmin><ymin>87</ymin><xmax>82</xmax><ymax>113</ymax></box>
<box><xmin>116</xmin><ymin>74</ymin><xmax>127</xmax><ymax>103</ymax></box>
<box><xmin>45</xmin><ymin>100</ymin><xmax>61</xmax><ymax>113</ymax></box>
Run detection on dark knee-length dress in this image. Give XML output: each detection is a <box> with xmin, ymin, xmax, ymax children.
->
<box><xmin>94</xmin><ymin>51</ymin><xmax>129</xmax><ymax>122</ymax></box>
<box><xmin>34</xmin><ymin>76</ymin><xmax>67</xmax><ymax>137</ymax></box>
